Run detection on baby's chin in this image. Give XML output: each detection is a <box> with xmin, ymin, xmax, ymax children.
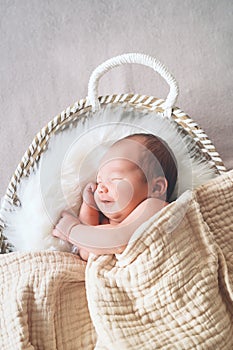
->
<box><xmin>97</xmin><ymin>201</ymin><xmax>131</xmax><ymax>224</ymax></box>
<box><xmin>102</xmin><ymin>210</ymin><xmax>127</xmax><ymax>225</ymax></box>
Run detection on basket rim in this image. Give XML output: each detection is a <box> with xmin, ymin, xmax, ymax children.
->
<box><xmin>0</xmin><ymin>92</ymin><xmax>226</xmax><ymax>250</ymax></box>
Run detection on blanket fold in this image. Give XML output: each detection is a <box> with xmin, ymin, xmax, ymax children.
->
<box><xmin>85</xmin><ymin>170</ymin><xmax>233</xmax><ymax>349</ymax></box>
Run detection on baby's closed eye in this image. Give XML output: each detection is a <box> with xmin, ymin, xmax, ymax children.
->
<box><xmin>97</xmin><ymin>177</ymin><xmax>124</xmax><ymax>184</ymax></box>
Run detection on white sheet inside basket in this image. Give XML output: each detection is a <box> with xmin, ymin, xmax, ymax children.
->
<box><xmin>3</xmin><ymin>104</ymin><xmax>217</xmax><ymax>252</ymax></box>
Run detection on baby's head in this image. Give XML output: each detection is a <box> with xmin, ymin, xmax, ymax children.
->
<box><xmin>94</xmin><ymin>133</ymin><xmax>177</xmax><ymax>224</ymax></box>
<box><xmin>120</xmin><ymin>133</ymin><xmax>177</xmax><ymax>200</ymax></box>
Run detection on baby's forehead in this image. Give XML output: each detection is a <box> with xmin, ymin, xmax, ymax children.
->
<box><xmin>96</xmin><ymin>139</ymin><xmax>150</xmax><ymax>177</ymax></box>
<box><xmin>97</xmin><ymin>158</ymin><xmax>138</xmax><ymax>176</ymax></box>
<box><xmin>102</xmin><ymin>138</ymin><xmax>145</xmax><ymax>162</ymax></box>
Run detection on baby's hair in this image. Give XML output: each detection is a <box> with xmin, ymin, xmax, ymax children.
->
<box><xmin>122</xmin><ymin>133</ymin><xmax>177</xmax><ymax>201</ymax></box>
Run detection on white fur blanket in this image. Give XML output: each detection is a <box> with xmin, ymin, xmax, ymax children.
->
<box><xmin>1</xmin><ymin>171</ymin><xmax>233</xmax><ymax>349</ymax></box>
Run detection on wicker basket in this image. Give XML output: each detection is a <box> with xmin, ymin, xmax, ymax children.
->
<box><xmin>0</xmin><ymin>53</ymin><xmax>226</xmax><ymax>253</ymax></box>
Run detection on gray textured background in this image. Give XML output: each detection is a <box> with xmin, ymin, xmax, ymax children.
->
<box><xmin>0</xmin><ymin>0</ymin><xmax>232</xmax><ymax>198</ymax></box>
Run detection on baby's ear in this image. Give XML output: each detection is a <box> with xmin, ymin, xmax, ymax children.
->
<box><xmin>150</xmin><ymin>177</ymin><xmax>168</xmax><ymax>200</ymax></box>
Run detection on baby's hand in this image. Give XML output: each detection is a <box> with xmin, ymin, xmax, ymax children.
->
<box><xmin>82</xmin><ymin>182</ymin><xmax>98</xmax><ymax>209</ymax></box>
<box><xmin>52</xmin><ymin>211</ymin><xmax>80</xmax><ymax>242</ymax></box>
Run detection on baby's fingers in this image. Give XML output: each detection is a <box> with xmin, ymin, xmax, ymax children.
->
<box><xmin>83</xmin><ymin>183</ymin><xmax>98</xmax><ymax>208</ymax></box>
<box><xmin>90</xmin><ymin>182</ymin><xmax>97</xmax><ymax>193</ymax></box>
<box><xmin>84</xmin><ymin>182</ymin><xmax>97</xmax><ymax>194</ymax></box>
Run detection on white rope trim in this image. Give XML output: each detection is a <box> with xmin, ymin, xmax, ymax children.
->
<box><xmin>105</xmin><ymin>95</ymin><xmax>114</xmax><ymax>104</ymax></box>
<box><xmin>210</xmin><ymin>156</ymin><xmax>223</xmax><ymax>162</ymax></box>
<box><xmin>217</xmin><ymin>165</ymin><xmax>227</xmax><ymax>171</ymax></box>
<box><xmin>173</xmin><ymin>110</ymin><xmax>187</xmax><ymax>117</ymax></box>
<box><xmin>99</xmin><ymin>96</ymin><xmax>106</xmax><ymax>104</ymax></box>
<box><xmin>83</xmin><ymin>99</ymin><xmax>90</xmax><ymax>108</ymax></box>
<box><xmin>47</xmin><ymin>120</ymin><xmax>54</xmax><ymax>132</ymax></box>
<box><xmin>119</xmin><ymin>94</ymin><xmax>129</xmax><ymax>102</ymax></box>
<box><xmin>129</xmin><ymin>94</ymin><xmax>140</xmax><ymax>104</ymax></box>
<box><xmin>193</xmin><ymin>129</ymin><xmax>207</xmax><ymax>135</ymax></box>
<box><xmin>199</xmin><ymin>136</ymin><xmax>210</xmax><ymax>141</ymax></box>
<box><xmin>151</xmin><ymin>99</ymin><xmax>164</xmax><ymax>106</ymax></box>
<box><xmin>203</xmin><ymin>144</ymin><xmax>215</xmax><ymax>150</ymax></box>
<box><xmin>143</xmin><ymin>96</ymin><xmax>155</xmax><ymax>105</ymax></box>
<box><xmin>113</xmin><ymin>94</ymin><xmax>122</xmax><ymax>103</ymax></box>
<box><xmin>87</xmin><ymin>53</ymin><xmax>179</xmax><ymax>112</ymax></box>
<box><xmin>205</xmin><ymin>151</ymin><xmax>220</xmax><ymax>156</ymax></box>
<box><xmin>60</xmin><ymin>110</ymin><xmax>66</xmax><ymax>121</ymax></box>
<box><xmin>137</xmin><ymin>95</ymin><xmax>147</xmax><ymax>103</ymax></box>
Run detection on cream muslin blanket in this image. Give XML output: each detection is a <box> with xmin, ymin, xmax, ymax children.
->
<box><xmin>85</xmin><ymin>170</ymin><xmax>233</xmax><ymax>349</ymax></box>
<box><xmin>1</xmin><ymin>170</ymin><xmax>233</xmax><ymax>349</ymax></box>
<box><xmin>0</xmin><ymin>252</ymin><xmax>96</xmax><ymax>349</ymax></box>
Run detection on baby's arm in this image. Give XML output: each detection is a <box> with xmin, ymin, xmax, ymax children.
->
<box><xmin>79</xmin><ymin>182</ymin><xmax>99</xmax><ymax>226</ymax></box>
<box><xmin>52</xmin><ymin>212</ymin><xmax>127</xmax><ymax>256</ymax></box>
<box><xmin>53</xmin><ymin>198</ymin><xmax>167</xmax><ymax>256</ymax></box>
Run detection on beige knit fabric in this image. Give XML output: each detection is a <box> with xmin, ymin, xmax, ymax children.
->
<box><xmin>86</xmin><ymin>170</ymin><xmax>233</xmax><ymax>349</ymax></box>
<box><xmin>0</xmin><ymin>252</ymin><xmax>96</xmax><ymax>349</ymax></box>
<box><xmin>1</xmin><ymin>171</ymin><xmax>233</xmax><ymax>349</ymax></box>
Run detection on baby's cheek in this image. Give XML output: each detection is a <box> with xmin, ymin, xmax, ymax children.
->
<box><xmin>116</xmin><ymin>180</ymin><xmax>134</xmax><ymax>205</ymax></box>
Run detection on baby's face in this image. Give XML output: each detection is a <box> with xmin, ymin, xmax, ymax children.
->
<box><xmin>94</xmin><ymin>140</ymin><xmax>150</xmax><ymax>224</ymax></box>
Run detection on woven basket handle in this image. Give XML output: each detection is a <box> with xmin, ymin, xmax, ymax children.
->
<box><xmin>87</xmin><ymin>53</ymin><xmax>179</xmax><ymax>112</ymax></box>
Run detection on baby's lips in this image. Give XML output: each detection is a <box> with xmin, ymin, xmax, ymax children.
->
<box><xmin>98</xmin><ymin>195</ymin><xmax>114</xmax><ymax>202</ymax></box>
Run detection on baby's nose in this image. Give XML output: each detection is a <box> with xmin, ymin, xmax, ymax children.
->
<box><xmin>97</xmin><ymin>183</ymin><xmax>108</xmax><ymax>193</ymax></box>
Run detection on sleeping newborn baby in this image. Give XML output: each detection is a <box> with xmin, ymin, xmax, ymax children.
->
<box><xmin>52</xmin><ymin>133</ymin><xmax>177</xmax><ymax>260</ymax></box>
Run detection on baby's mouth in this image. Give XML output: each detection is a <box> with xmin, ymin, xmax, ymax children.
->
<box><xmin>98</xmin><ymin>195</ymin><xmax>114</xmax><ymax>203</ymax></box>
<box><xmin>98</xmin><ymin>197</ymin><xmax>116</xmax><ymax>210</ymax></box>
<box><xmin>100</xmin><ymin>199</ymin><xmax>114</xmax><ymax>205</ymax></box>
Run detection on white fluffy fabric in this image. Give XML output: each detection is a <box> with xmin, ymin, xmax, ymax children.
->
<box><xmin>2</xmin><ymin>104</ymin><xmax>217</xmax><ymax>252</ymax></box>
